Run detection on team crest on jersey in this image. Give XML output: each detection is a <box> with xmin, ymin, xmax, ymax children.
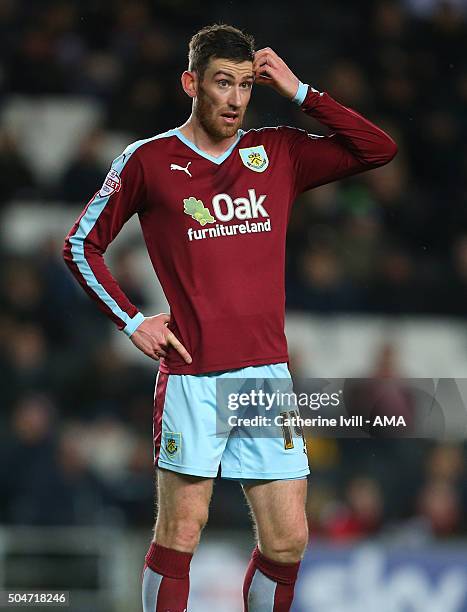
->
<box><xmin>239</xmin><ymin>145</ymin><xmax>269</xmax><ymax>173</ymax></box>
<box><xmin>164</xmin><ymin>432</ymin><xmax>181</xmax><ymax>458</ymax></box>
<box><xmin>99</xmin><ymin>168</ymin><xmax>121</xmax><ymax>197</ymax></box>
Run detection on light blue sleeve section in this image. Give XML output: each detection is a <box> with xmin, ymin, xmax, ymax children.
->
<box><xmin>292</xmin><ymin>81</ymin><xmax>309</xmax><ymax>105</ymax></box>
<box><xmin>124</xmin><ymin>311</ymin><xmax>145</xmax><ymax>337</ymax></box>
<box><xmin>293</xmin><ymin>82</ymin><xmax>324</xmax><ymax>105</ymax></box>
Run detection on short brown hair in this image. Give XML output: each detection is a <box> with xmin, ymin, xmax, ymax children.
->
<box><xmin>188</xmin><ymin>24</ymin><xmax>255</xmax><ymax>80</ymax></box>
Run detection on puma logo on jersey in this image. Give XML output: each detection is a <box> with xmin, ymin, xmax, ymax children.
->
<box><xmin>170</xmin><ymin>161</ymin><xmax>192</xmax><ymax>177</ymax></box>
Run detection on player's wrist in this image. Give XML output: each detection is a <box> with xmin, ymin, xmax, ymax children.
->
<box><xmin>123</xmin><ymin>312</ymin><xmax>146</xmax><ymax>337</ymax></box>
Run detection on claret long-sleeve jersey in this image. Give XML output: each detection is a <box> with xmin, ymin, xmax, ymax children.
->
<box><xmin>63</xmin><ymin>85</ymin><xmax>397</xmax><ymax>374</ymax></box>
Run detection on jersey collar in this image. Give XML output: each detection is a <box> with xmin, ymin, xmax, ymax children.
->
<box><xmin>173</xmin><ymin>128</ymin><xmax>245</xmax><ymax>165</ymax></box>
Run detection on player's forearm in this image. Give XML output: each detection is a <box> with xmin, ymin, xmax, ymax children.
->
<box><xmin>296</xmin><ymin>84</ymin><xmax>398</xmax><ymax>167</ymax></box>
<box><xmin>63</xmin><ymin>231</ymin><xmax>144</xmax><ymax>337</ymax></box>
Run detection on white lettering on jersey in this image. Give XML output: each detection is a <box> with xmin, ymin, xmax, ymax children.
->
<box><xmin>247</xmin><ymin>189</ymin><xmax>268</xmax><ymax>218</ymax></box>
<box><xmin>212</xmin><ymin>189</ymin><xmax>268</xmax><ymax>222</ymax></box>
<box><xmin>212</xmin><ymin>193</ymin><xmax>233</xmax><ymax>221</ymax></box>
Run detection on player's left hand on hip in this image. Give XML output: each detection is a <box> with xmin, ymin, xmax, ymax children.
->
<box><xmin>253</xmin><ymin>47</ymin><xmax>300</xmax><ymax>99</ymax></box>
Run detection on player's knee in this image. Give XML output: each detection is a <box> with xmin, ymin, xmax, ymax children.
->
<box><xmin>155</xmin><ymin>511</ymin><xmax>208</xmax><ymax>551</ymax></box>
<box><xmin>169</xmin><ymin>518</ymin><xmax>204</xmax><ymax>550</ymax></box>
<box><xmin>265</xmin><ymin>526</ymin><xmax>309</xmax><ymax>564</ymax></box>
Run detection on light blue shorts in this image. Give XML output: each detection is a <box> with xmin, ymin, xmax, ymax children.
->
<box><xmin>152</xmin><ymin>362</ymin><xmax>310</xmax><ymax>480</ymax></box>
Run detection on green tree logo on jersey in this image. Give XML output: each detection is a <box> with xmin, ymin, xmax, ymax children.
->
<box><xmin>183</xmin><ymin>196</ymin><xmax>215</xmax><ymax>226</ymax></box>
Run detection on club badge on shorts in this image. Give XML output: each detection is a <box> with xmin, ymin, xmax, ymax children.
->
<box><xmin>239</xmin><ymin>145</ymin><xmax>269</xmax><ymax>173</ymax></box>
<box><xmin>164</xmin><ymin>432</ymin><xmax>181</xmax><ymax>458</ymax></box>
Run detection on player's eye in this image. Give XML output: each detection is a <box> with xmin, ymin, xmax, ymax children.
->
<box><xmin>241</xmin><ymin>82</ymin><xmax>253</xmax><ymax>89</ymax></box>
<box><xmin>217</xmin><ymin>80</ymin><xmax>229</xmax><ymax>88</ymax></box>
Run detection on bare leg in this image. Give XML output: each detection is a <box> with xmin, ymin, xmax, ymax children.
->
<box><xmin>154</xmin><ymin>468</ymin><xmax>214</xmax><ymax>551</ymax></box>
<box><xmin>243</xmin><ymin>478</ymin><xmax>308</xmax><ymax>563</ymax></box>
<box><xmin>142</xmin><ymin>468</ymin><xmax>214</xmax><ymax>612</ymax></box>
<box><xmin>242</xmin><ymin>479</ymin><xmax>308</xmax><ymax>611</ymax></box>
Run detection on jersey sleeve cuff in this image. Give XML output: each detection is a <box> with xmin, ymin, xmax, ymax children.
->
<box><xmin>293</xmin><ymin>82</ymin><xmax>323</xmax><ymax>105</ymax></box>
<box><xmin>123</xmin><ymin>311</ymin><xmax>145</xmax><ymax>337</ymax></box>
<box><xmin>292</xmin><ymin>81</ymin><xmax>309</xmax><ymax>105</ymax></box>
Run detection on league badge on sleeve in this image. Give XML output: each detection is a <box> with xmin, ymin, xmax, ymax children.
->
<box><xmin>99</xmin><ymin>168</ymin><xmax>122</xmax><ymax>197</ymax></box>
<box><xmin>239</xmin><ymin>145</ymin><xmax>269</xmax><ymax>173</ymax></box>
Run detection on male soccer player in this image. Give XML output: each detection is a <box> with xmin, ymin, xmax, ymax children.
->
<box><xmin>63</xmin><ymin>24</ymin><xmax>397</xmax><ymax>612</ymax></box>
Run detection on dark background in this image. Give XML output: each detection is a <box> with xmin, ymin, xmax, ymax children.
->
<box><xmin>0</xmin><ymin>0</ymin><xmax>466</xmax><ymax>550</ymax></box>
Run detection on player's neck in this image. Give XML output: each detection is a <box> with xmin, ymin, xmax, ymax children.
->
<box><xmin>177</xmin><ymin>117</ymin><xmax>238</xmax><ymax>159</ymax></box>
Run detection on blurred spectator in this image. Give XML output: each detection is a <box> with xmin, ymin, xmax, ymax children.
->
<box><xmin>7</xmin><ymin>29</ymin><xmax>68</xmax><ymax>94</ymax></box>
<box><xmin>73</xmin><ymin>51</ymin><xmax>122</xmax><ymax>99</ymax></box>
<box><xmin>65</xmin><ymin>341</ymin><xmax>155</xmax><ymax>419</ymax></box>
<box><xmin>404</xmin><ymin>0</ymin><xmax>467</xmax><ymax>18</ymax></box>
<box><xmin>0</xmin><ymin>396</ymin><xmax>116</xmax><ymax>526</ymax></box>
<box><xmin>110</xmin><ymin>1</ymin><xmax>153</xmax><ymax>61</ymax></box>
<box><xmin>325</xmin><ymin>60</ymin><xmax>372</xmax><ymax>111</ymax></box>
<box><xmin>343</xmin><ymin>361</ymin><xmax>416</xmax><ymax>438</ymax></box>
<box><xmin>113</xmin><ymin>246</ymin><xmax>149</xmax><ymax>311</ymax></box>
<box><xmin>0</xmin><ymin>394</ymin><xmax>58</xmax><ymax>524</ymax></box>
<box><xmin>426</xmin><ymin>444</ymin><xmax>465</xmax><ymax>481</ymax></box>
<box><xmin>35</xmin><ymin>236</ymin><xmax>85</xmax><ymax>344</ymax></box>
<box><xmin>0</xmin><ymin>258</ymin><xmax>45</xmax><ymax>323</ymax></box>
<box><xmin>104</xmin><ymin>433</ymin><xmax>154</xmax><ymax>526</ymax></box>
<box><xmin>416</xmin><ymin>479</ymin><xmax>462</xmax><ymax>537</ymax></box>
<box><xmin>287</xmin><ymin>241</ymin><xmax>361</xmax><ymax>312</ymax></box>
<box><xmin>79</xmin><ymin>415</ymin><xmax>139</xmax><ymax>484</ymax></box>
<box><xmin>53</xmin><ymin>423</ymin><xmax>111</xmax><ymax>525</ymax></box>
<box><xmin>442</xmin><ymin>233</ymin><xmax>467</xmax><ymax>315</ymax></box>
<box><xmin>371</xmin><ymin>342</ymin><xmax>402</xmax><ymax>378</ymax></box>
<box><xmin>324</xmin><ymin>477</ymin><xmax>384</xmax><ymax>542</ymax></box>
<box><xmin>337</xmin><ymin>184</ymin><xmax>383</xmax><ymax>283</ymax></box>
<box><xmin>6</xmin><ymin>323</ymin><xmax>52</xmax><ymax>395</ymax></box>
<box><xmin>58</xmin><ymin>130</ymin><xmax>106</xmax><ymax>204</ymax></box>
<box><xmin>109</xmin><ymin>76</ymin><xmax>166</xmax><ymax>136</ymax></box>
<box><xmin>367</xmin><ymin>245</ymin><xmax>425</xmax><ymax>313</ymax></box>
<box><xmin>0</xmin><ymin>129</ymin><xmax>37</xmax><ymax>206</ymax></box>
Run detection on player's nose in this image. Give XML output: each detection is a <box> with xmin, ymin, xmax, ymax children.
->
<box><xmin>227</xmin><ymin>86</ymin><xmax>243</xmax><ymax>108</ymax></box>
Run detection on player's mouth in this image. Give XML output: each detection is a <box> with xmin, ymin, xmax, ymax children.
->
<box><xmin>220</xmin><ymin>112</ymin><xmax>239</xmax><ymax>124</ymax></box>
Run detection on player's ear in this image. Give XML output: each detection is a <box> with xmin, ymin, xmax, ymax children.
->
<box><xmin>181</xmin><ymin>70</ymin><xmax>198</xmax><ymax>98</ymax></box>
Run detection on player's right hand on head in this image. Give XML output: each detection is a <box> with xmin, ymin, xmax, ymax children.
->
<box><xmin>129</xmin><ymin>313</ymin><xmax>192</xmax><ymax>364</ymax></box>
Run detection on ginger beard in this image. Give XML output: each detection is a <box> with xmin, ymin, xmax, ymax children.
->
<box><xmin>194</xmin><ymin>81</ymin><xmax>246</xmax><ymax>141</ymax></box>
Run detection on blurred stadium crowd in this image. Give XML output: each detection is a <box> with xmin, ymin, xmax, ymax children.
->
<box><xmin>0</xmin><ymin>0</ymin><xmax>466</xmax><ymax>543</ymax></box>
